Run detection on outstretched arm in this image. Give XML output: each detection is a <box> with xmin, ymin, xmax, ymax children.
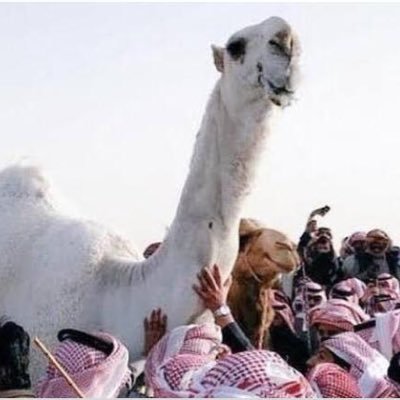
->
<box><xmin>298</xmin><ymin>205</ymin><xmax>330</xmax><ymax>260</ymax></box>
<box><xmin>193</xmin><ymin>264</ymin><xmax>253</xmax><ymax>352</ymax></box>
<box><xmin>193</xmin><ymin>265</ymin><xmax>233</xmax><ymax>327</ymax></box>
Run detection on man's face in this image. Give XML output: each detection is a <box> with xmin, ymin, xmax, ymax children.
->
<box><xmin>316</xmin><ymin>323</ymin><xmax>345</xmax><ymax>342</ymax></box>
<box><xmin>352</xmin><ymin>240</ymin><xmax>365</xmax><ymax>255</ymax></box>
<box><xmin>315</xmin><ymin>237</ymin><xmax>331</xmax><ymax>254</ymax></box>
<box><xmin>307</xmin><ymin>347</ymin><xmax>334</xmax><ymax>369</ymax></box>
<box><xmin>378</xmin><ymin>279</ymin><xmax>391</xmax><ymax>290</ymax></box>
<box><xmin>308</xmin><ymin>294</ymin><xmax>323</xmax><ymax>309</ymax></box>
<box><xmin>368</xmin><ymin>239</ymin><xmax>388</xmax><ymax>255</ymax></box>
<box><xmin>371</xmin><ymin>295</ymin><xmax>396</xmax><ymax>314</ymax></box>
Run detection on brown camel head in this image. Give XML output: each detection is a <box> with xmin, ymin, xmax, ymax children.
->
<box><xmin>228</xmin><ymin>219</ymin><xmax>299</xmax><ymax>349</ymax></box>
<box><xmin>234</xmin><ymin>218</ymin><xmax>299</xmax><ymax>285</ymax></box>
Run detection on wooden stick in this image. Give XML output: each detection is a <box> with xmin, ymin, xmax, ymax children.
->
<box><xmin>34</xmin><ymin>337</ymin><xmax>85</xmax><ymax>398</ymax></box>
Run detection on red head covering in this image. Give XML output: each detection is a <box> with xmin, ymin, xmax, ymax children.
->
<box><xmin>309</xmin><ymin>298</ymin><xmax>369</xmax><ymax>332</ymax></box>
<box><xmin>145</xmin><ymin>323</ymin><xmax>223</xmax><ymax>397</ymax></box>
<box><xmin>145</xmin><ymin>324</ymin><xmax>316</xmax><ymax>398</ymax></box>
<box><xmin>198</xmin><ymin>350</ymin><xmax>316</xmax><ymax>398</ymax></box>
<box><xmin>307</xmin><ymin>362</ymin><xmax>361</xmax><ymax>398</ymax></box>
<box><xmin>323</xmin><ymin>332</ymin><xmax>395</xmax><ymax>397</ymax></box>
<box><xmin>305</xmin><ymin>281</ymin><xmax>327</xmax><ymax>298</ymax></box>
<box><xmin>330</xmin><ymin>278</ymin><xmax>366</xmax><ymax>304</ymax></box>
<box><xmin>377</xmin><ymin>273</ymin><xmax>400</xmax><ymax>294</ymax></box>
<box><xmin>357</xmin><ymin>310</ymin><xmax>400</xmax><ymax>360</ymax></box>
<box><xmin>36</xmin><ymin>332</ymin><xmax>130</xmax><ymax>398</ymax></box>
<box><xmin>348</xmin><ymin>231</ymin><xmax>367</xmax><ymax>246</ymax></box>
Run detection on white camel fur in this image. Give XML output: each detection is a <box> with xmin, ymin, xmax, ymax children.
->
<box><xmin>0</xmin><ymin>17</ymin><xmax>300</xmax><ymax>376</ymax></box>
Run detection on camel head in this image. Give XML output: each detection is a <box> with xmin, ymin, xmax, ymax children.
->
<box><xmin>228</xmin><ymin>219</ymin><xmax>299</xmax><ymax>348</ymax></box>
<box><xmin>212</xmin><ymin>17</ymin><xmax>301</xmax><ymax>109</ymax></box>
<box><xmin>233</xmin><ymin>218</ymin><xmax>299</xmax><ymax>286</ymax></box>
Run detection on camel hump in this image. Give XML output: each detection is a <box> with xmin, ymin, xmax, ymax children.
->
<box><xmin>0</xmin><ymin>164</ymin><xmax>50</xmax><ymax>200</ymax></box>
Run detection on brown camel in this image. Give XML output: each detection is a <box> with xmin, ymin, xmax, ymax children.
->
<box><xmin>227</xmin><ymin>218</ymin><xmax>299</xmax><ymax>348</ymax></box>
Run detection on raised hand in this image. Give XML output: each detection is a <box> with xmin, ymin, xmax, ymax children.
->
<box><xmin>143</xmin><ymin>308</ymin><xmax>167</xmax><ymax>356</ymax></box>
<box><xmin>193</xmin><ymin>264</ymin><xmax>232</xmax><ymax>312</ymax></box>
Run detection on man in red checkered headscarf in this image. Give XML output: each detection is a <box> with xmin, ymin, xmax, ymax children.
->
<box><xmin>145</xmin><ymin>323</ymin><xmax>316</xmax><ymax>398</ymax></box>
<box><xmin>310</xmin><ymin>332</ymin><xmax>397</xmax><ymax>397</ymax></box>
<box><xmin>307</xmin><ymin>362</ymin><xmax>361</xmax><ymax>397</ymax></box>
<box><xmin>364</xmin><ymin>288</ymin><xmax>400</xmax><ymax>316</ymax></box>
<box><xmin>377</xmin><ymin>273</ymin><xmax>400</xmax><ymax>293</ymax></box>
<box><xmin>309</xmin><ymin>298</ymin><xmax>369</xmax><ymax>340</ymax></box>
<box><xmin>330</xmin><ymin>277</ymin><xmax>366</xmax><ymax>304</ymax></box>
<box><xmin>360</xmin><ymin>273</ymin><xmax>400</xmax><ymax>316</ymax></box>
<box><xmin>356</xmin><ymin>309</ymin><xmax>400</xmax><ymax>360</ymax></box>
<box><xmin>36</xmin><ymin>331</ymin><xmax>131</xmax><ymax>398</ymax></box>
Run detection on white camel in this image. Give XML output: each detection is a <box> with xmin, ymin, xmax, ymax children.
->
<box><xmin>0</xmin><ymin>16</ymin><xmax>300</xmax><ymax>378</ymax></box>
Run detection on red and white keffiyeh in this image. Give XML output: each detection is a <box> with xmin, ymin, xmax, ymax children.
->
<box><xmin>145</xmin><ymin>324</ymin><xmax>316</xmax><ymax>398</ymax></box>
<box><xmin>35</xmin><ymin>332</ymin><xmax>130</xmax><ymax>398</ymax></box>
<box><xmin>330</xmin><ymin>278</ymin><xmax>366</xmax><ymax>304</ymax></box>
<box><xmin>348</xmin><ymin>231</ymin><xmax>367</xmax><ymax>247</ymax></box>
<box><xmin>305</xmin><ymin>281</ymin><xmax>327</xmax><ymax>301</ymax></box>
<box><xmin>357</xmin><ymin>309</ymin><xmax>400</xmax><ymax>360</ymax></box>
<box><xmin>388</xmin><ymin>378</ymin><xmax>400</xmax><ymax>397</ymax></box>
<box><xmin>307</xmin><ymin>362</ymin><xmax>361</xmax><ymax>398</ymax></box>
<box><xmin>198</xmin><ymin>350</ymin><xmax>316</xmax><ymax>398</ymax></box>
<box><xmin>145</xmin><ymin>323</ymin><xmax>223</xmax><ymax>397</ymax></box>
<box><xmin>377</xmin><ymin>273</ymin><xmax>400</xmax><ymax>294</ymax></box>
<box><xmin>309</xmin><ymin>298</ymin><xmax>370</xmax><ymax>331</ymax></box>
<box><xmin>323</xmin><ymin>332</ymin><xmax>395</xmax><ymax>397</ymax></box>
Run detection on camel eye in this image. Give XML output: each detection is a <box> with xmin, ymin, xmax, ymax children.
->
<box><xmin>227</xmin><ymin>38</ymin><xmax>247</xmax><ymax>61</ymax></box>
<box><xmin>269</xmin><ymin>40</ymin><xmax>285</xmax><ymax>54</ymax></box>
<box><xmin>275</xmin><ymin>241</ymin><xmax>292</xmax><ymax>251</ymax></box>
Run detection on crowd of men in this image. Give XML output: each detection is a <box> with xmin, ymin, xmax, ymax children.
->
<box><xmin>2</xmin><ymin>206</ymin><xmax>400</xmax><ymax>398</ymax></box>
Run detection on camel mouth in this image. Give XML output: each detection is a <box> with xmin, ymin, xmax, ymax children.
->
<box><xmin>267</xmin><ymin>80</ymin><xmax>294</xmax><ymax>96</ymax></box>
<box><xmin>279</xmin><ymin>263</ymin><xmax>296</xmax><ymax>273</ymax></box>
<box><xmin>267</xmin><ymin>80</ymin><xmax>294</xmax><ymax>108</ymax></box>
<box><xmin>269</xmin><ymin>91</ymin><xmax>293</xmax><ymax>108</ymax></box>
<box><xmin>269</xmin><ymin>258</ymin><xmax>297</xmax><ymax>273</ymax></box>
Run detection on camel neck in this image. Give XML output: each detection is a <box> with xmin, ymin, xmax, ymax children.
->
<box><xmin>98</xmin><ymin>80</ymin><xmax>275</xmax><ymax>353</ymax></box>
<box><xmin>158</xmin><ymin>81</ymin><xmax>271</xmax><ymax>272</ymax></box>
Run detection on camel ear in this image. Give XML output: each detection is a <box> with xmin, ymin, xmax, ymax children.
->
<box><xmin>239</xmin><ymin>229</ymin><xmax>263</xmax><ymax>253</ymax></box>
<box><xmin>211</xmin><ymin>45</ymin><xmax>224</xmax><ymax>73</ymax></box>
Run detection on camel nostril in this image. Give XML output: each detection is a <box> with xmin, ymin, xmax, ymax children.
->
<box><xmin>267</xmin><ymin>80</ymin><xmax>293</xmax><ymax>96</ymax></box>
<box><xmin>257</xmin><ymin>62</ymin><xmax>263</xmax><ymax>73</ymax></box>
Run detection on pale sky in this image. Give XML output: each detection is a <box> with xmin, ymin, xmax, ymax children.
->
<box><xmin>1</xmin><ymin>3</ymin><xmax>400</xmax><ymax>252</ymax></box>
